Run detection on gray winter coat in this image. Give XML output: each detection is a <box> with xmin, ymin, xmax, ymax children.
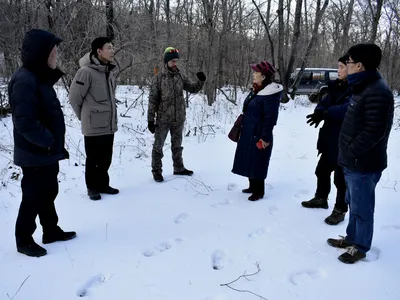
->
<box><xmin>69</xmin><ymin>53</ymin><xmax>118</xmax><ymax>136</ymax></box>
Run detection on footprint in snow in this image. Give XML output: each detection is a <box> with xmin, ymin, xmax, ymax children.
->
<box><xmin>294</xmin><ymin>189</ymin><xmax>309</xmax><ymax>199</ymax></box>
<box><xmin>268</xmin><ymin>206</ymin><xmax>278</xmax><ymax>215</ymax></box>
<box><xmin>211</xmin><ymin>198</ymin><xmax>233</xmax><ymax>208</ymax></box>
<box><xmin>289</xmin><ymin>269</ymin><xmax>326</xmax><ymax>286</ymax></box>
<box><xmin>380</xmin><ymin>224</ymin><xmax>400</xmax><ymax>231</ymax></box>
<box><xmin>174</xmin><ymin>213</ymin><xmax>189</xmax><ymax>224</ymax></box>
<box><xmin>227</xmin><ymin>183</ymin><xmax>237</xmax><ymax>191</ymax></box>
<box><xmin>212</xmin><ymin>250</ymin><xmax>228</xmax><ymax>270</ymax></box>
<box><xmin>364</xmin><ymin>247</ymin><xmax>381</xmax><ymax>262</ymax></box>
<box><xmin>248</xmin><ymin>228</ymin><xmax>269</xmax><ymax>239</ymax></box>
<box><xmin>142</xmin><ymin>238</ymin><xmax>183</xmax><ymax>258</ymax></box>
<box><xmin>76</xmin><ymin>274</ymin><xmax>106</xmax><ymax>297</ymax></box>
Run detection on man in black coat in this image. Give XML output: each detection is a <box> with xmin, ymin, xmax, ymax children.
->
<box><xmin>327</xmin><ymin>43</ymin><xmax>394</xmax><ymax>264</ymax></box>
<box><xmin>302</xmin><ymin>55</ymin><xmax>352</xmax><ymax>226</ymax></box>
<box><xmin>8</xmin><ymin>29</ymin><xmax>76</xmax><ymax>257</ymax></box>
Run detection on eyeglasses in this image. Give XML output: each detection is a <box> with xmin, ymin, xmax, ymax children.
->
<box><xmin>345</xmin><ymin>60</ymin><xmax>358</xmax><ymax>65</ymax></box>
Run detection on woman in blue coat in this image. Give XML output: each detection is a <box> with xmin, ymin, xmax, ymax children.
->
<box><xmin>232</xmin><ymin>61</ymin><xmax>283</xmax><ymax>201</ymax></box>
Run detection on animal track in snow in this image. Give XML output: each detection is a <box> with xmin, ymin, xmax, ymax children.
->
<box><xmin>289</xmin><ymin>269</ymin><xmax>326</xmax><ymax>286</ymax></box>
<box><xmin>142</xmin><ymin>238</ymin><xmax>183</xmax><ymax>258</ymax></box>
<box><xmin>294</xmin><ymin>189</ymin><xmax>310</xmax><ymax>199</ymax></box>
<box><xmin>174</xmin><ymin>213</ymin><xmax>189</xmax><ymax>224</ymax></box>
<box><xmin>211</xmin><ymin>250</ymin><xmax>227</xmax><ymax>270</ymax></box>
<box><xmin>268</xmin><ymin>206</ymin><xmax>278</xmax><ymax>215</ymax></box>
<box><xmin>380</xmin><ymin>224</ymin><xmax>400</xmax><ymax>231</ymax></box>
<box><xmin>248</xmin><ymin>228</ymin><xmax>270</xmax><ymax>239</ymax></box>
<box><xmin>364</xmin><ymin>247</ymin><xmax>381</xmax><ymax>262</ymax></box>
<box><xmin>76</xmin><ymin>274</ymin><xmax>106</xmax><ymax>297</ymax></box>
<box><xmin>227</xmin><ymin>183</ymin><xmax>237</xmax><ymax>191</ymax></box>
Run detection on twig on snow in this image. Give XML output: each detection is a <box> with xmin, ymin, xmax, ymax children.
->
<box><xmin>7</xmin><ymin>275</ymin><xmax>30</xmax><ymax>300</ymax></box>
<box><xmin>65</xmin><ymin>245</ymin><xmax>74</xmax><ymax>268</ymax></box>
<box><xmin>220</xmin><ymin>263</ymin><xmax>268</xmax><ymax>300</ymax></box>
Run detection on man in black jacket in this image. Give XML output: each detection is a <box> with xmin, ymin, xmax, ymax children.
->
<box><xmin>8</xmin><ymin>29</ymin><xmax>76</xmax><ymax>257</ymax></box>
<box><xmin>302</xmin><ymin>55</ymin><xmax>352</xmax><ymax>225</ymax></box>
<box><xmin>327</xmin><ymin>43</ymin><xmax>394</xmax><ymax>264</ymax></box>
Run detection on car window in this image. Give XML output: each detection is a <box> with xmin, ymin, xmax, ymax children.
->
<box><xmin>329</xmin><ymin>72</ymin><xmax>338</xmax><ymax>80</ymax></box>
<box><xmin>312</xmin><ymin>71</ymin><xmax>325</xmax><ymax>81</ymax></box>
<box><xmin>300</xmin><ymin>71</ymin><xmax>312</xmax><ymax>82</ymax></box>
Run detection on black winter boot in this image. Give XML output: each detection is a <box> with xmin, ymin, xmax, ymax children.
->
<box><xmin>325</xmin><ymin>208</ymin><xmax>346</xmax><ymax>225</ymax></box>
<box><xmin>99</xmin><ymin>186</ymin><xmax>119</xmax><ymax>195</ymax></box>
<box><xmin>17</xmin><ymin>241</ymin><xmax>47</xmax><ymax>257</ymax></box>
<box><xmin>42</xmin><ymin>228</ymin><xmax>77</xmax><ymax>244</ymax></box>
<box><xmin>327</xmin><ymin>235</ymin><xmax>352</xmax><ymax>249</ymax></box>
<box><xmin>153</xmin><ymin>173</ymin><xmax>164</xmax><ymax>182</ymax></box>
<box><xmin>88</xmin><ymin>189</ymin><xmax>101</xmax><ymax>200</ymax></box>
<box><xmin>174</xmin><ymin>168</ymin><xmax>194</xmax><ymax>176</ymax></box>
<box><xmin>301</xmin><ymin>194</ymin><xmax>328</xmax><ymax>209</ymax></box>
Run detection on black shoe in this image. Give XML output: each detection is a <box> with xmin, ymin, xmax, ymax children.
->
<box><xmin>327</xmin><ymin>235</ymin><xmax>352</xmax><ymax>248</ymax></box>
<box><xmin>99</xmin><ymin>186</ymin><xmax>119</xmax><ymax>195</ymax></box>
<box><xmin>242</xmin><ymin>188</ymin><xmax>253</xmax><ymax>194</ymax></box>
<box><xmin>153</xmin><ymin>173</ymin><xmax>164</xmax><ymax>182</ymax></box>
<box><xmin>88</xmin><ymin>189</ymin><xmax>101</xmax><ymax>200</ymax></box>
<box><xmin>17</xmin><ymin>241</ymin><xmax>47</xmax><ymax>257</ymax></box>
<box><xmin>338</xmin><ymin>246</ymin><xmax>366</xmax><ymax>264</ymax></box>
<box><xmin>42</xmin><ymin>230</ymin><xmax>77</xmax><ymax>244</ymax></box>
<box><xmin>325</xmin><ymin>208</ymin><xmax>347</xmax><ymax>225</ymax></box>
<box><xmin>301</xmin><ymin>195</ymin><xmax>328</xmax><ymax>209</ymax></box>
<box><xmin>248</xmin><ymin>193</ymin><xmax>264</xmax><ymax>201</ymax></box>
<box><xmin>173</xmin><ymin>168</ymin><xmax>194</xmax><ymax>176</ymax></box>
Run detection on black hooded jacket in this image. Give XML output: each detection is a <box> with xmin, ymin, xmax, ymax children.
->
<box><xmin>8</xmin><ymin>29</ymin><xmax>69</xmax><ymax>167</ymax></box>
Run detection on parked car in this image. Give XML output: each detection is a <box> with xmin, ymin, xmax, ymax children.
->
<box><xmin>288</xmin><ymin>68</ymin><xmax>338</xmax><ymax>102</ymax></box>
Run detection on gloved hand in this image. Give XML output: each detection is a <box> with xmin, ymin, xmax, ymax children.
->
<box><xmin>148</xmin><ymin>121</ymin><xmax>156</xmax><ymax>134</ymax></box>
<box><xmin>306</xmin><ymin>110</ymin><xmax>325</xmax><ymax>127</ymax></box>
<box><xmin>196</xmin><ymin>71</ymin><xmax>206</xmax><ymax>81</ymax></box>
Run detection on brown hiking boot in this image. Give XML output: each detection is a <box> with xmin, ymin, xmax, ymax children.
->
<box><xmin>338</xmin><ymin>246</ymin><xmax>366</xmax><ymax>264</ymax></box>
<box><xmin>325</xmin><ymin>208</ymin><xmax>347</xmax><ymax>225</ymax></box>
<box><xmin>301</xmin><ymin>195</ymin><xmax>328</xmax><ymax>209</ymax></box>
<box><xmin>327</xmin><ymin>235</ymin><xmax>352</xmax><ymax>249</ymax></box>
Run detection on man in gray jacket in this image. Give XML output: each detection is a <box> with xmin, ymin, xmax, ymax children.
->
<box><xmin>69</xmin><ymin>37</ymin><xmax>119</xmax><ymax>200</ymax></box>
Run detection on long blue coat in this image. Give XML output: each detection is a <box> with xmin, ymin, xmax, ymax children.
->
<box><xmin>232</xmin><ymin>83</ymin><xmax>283</xmax><ymax>180</ymax></box>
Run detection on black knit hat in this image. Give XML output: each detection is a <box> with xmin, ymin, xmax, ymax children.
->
<box><xmin>164</xmin><ymin>47</ymin><xmax>179</xmax><ymax>64</ymax></box>
<box><xmin>338</xmin><ymin>54</ymin><xmax>348</xmax><ymax>65</ymax></box>
<box><xmin>346</xmin><ymin>43</ymin><xmax>382</xmax><ymax>70</ymax></box>
<box><xmin>91</xmin><ymin>37</ymin><xmax>112</xmax><ymax>57</ymax></box>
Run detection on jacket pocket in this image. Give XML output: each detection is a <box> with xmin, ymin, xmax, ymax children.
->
<box><xmin>90</xmin><ymin>110</ymin><xmax>111</xmax><ymax>128</ymax></box>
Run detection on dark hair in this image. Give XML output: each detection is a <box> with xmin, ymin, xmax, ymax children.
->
<box><xmin>91</xmin><ymin>37</ymin><xmax>112</xmax><ymax>57</ymax></box>
<box><xmin>338</xmin><ymin>54</ymin><xmax>349</xmax><ymax>65</ymax></box>
<box><xmin>346</xmin><ymin>43</ymin><xmax>382</xmax><ymax>70</ymax></box>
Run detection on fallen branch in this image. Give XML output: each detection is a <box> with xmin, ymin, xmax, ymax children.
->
<box><xmin>120</xmin><ymin>90</ymin><xmax>145</xmax><ymax>117</ymax></box>
<box><xmin>220</xmin><ymin>263</ymin><xmax>268</xmax><ymax>300</ymax></box>
<box><xmin>217</xmin><ymin>88</ymin><xmax>237</xmax><ymax>105</ymax></box>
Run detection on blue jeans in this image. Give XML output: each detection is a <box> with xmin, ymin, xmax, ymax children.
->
<box><xmin>343</xmin><ymin>167</ymin><xmax>382</xmax><ymax>254</ymax></box>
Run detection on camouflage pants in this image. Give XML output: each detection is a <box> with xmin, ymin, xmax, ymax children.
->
<box><xmin>151</xmin><ymin>122</ymin><xmax>184</xmax><ymax>174</ymax></box>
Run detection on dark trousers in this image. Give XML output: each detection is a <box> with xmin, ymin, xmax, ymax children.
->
<box><xmin>315</xmin><ymin>153</ymin><xmax>347</xmax><ymax>212</ymax></box>
<box><xmin>151</xmin><ymin>122</ymin><xmax>184</xmax><ymax>174</ymax></box>
<box><xmin>343</xmin><ymin>167</ymin><xmax>382</xmax><ymax>254</ymax></box>
<box><xmin>15</xmin><ymin>162</ymin><xmax>60</xmax><ymax>245</ymax></box>
<box><xmin>249</xmin><ymin>178</ymin><xmax>265</xmax><ymax>195</ymax></box>
<box><xmin>84</xmin><ymin>134</ymin><xmax>114</xmax><ymax>191</ymax></box>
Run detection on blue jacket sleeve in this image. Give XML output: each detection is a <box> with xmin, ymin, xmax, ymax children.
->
<box><xmin>260</xmin><ymin>96</ymin><xmax>280</xmax><ymax>143</ymax></box>
<box><xmin>315</xmin><ymin>93</ymin><xmax>331</xmax><ymax>112</ymax></box>
<box><xmin>326</xmin><ymin>101</ymin><xmax>350</xmax><ymax>120</ymax></box>
<box><xmin>10</xmin><ymin>77</ymin><xmax>55</xmax><ymax>149</ymax></box>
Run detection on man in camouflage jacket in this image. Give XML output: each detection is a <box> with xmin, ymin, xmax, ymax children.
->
<box><xmin>147</xmin><ymin>47</ymin><xmax>206</xmax><ymax>182</ymax></box>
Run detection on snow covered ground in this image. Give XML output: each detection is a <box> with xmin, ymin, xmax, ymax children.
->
<box><xmin>0</xmin><ymin>85</ymin><xmax>399</xmax><ymax>300</ymax></box>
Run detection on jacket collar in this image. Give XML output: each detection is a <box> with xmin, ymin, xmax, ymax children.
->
<box><xmin>257</xmin><ymin>82</ymin><xmax>284</xmax><ymax>96</ymax></box>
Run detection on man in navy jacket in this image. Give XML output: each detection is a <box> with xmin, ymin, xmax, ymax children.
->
<box><xmin>327</xmin><ymin>43</ymin><xmax>394</xmax><ymax>264</ymax></box>
<box><xmin>302</xmin><ymin>55</ymin><xmax>352</xmax><ymax>225</ymax></box>
<box><xmin>8</xmin><ymin>29</ymin><xmax>76</xmax><ymax>257</ymax></box>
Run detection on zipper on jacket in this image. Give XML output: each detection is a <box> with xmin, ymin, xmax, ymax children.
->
<box><xmin>105</xmin><ymin>71</ymin><xmax>113</xmax><ymax>133</ymax></box>
<box><xmin>173</xmin><ymin>74</ymin><xmax>177</xmax><ymax>122</ymax></box>
<box><xmin>355</xmin><ymin>158</ymin><xmax>358</xmax><ymax>167</ymax></box>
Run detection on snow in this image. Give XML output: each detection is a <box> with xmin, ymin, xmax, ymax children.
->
<box><xmin>1</xmin><ymin>85</ymin><xmax>400</xmax><ymax>300</ymax></box>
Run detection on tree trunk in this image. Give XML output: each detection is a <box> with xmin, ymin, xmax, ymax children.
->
<box><xmin>106</xmin><ymin>0</ymin><xmax>115</xmax><ymax>40</ymax></box>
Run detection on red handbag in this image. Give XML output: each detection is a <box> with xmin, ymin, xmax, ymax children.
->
<box><xmin>228</xmin><ymin>114</ymin><xmax>244</xmax><ymax>142</ymax></box>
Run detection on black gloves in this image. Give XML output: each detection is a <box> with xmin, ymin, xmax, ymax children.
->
<box><xmin>148</xmin><ymin>121</ymin><xmax>156</xmax><ymax>134</ymax></box>
<box><xmin>196</xmin><ymin>71</ymin><xmax>206</xmax><ymax>81</ymax></box>
<box><xmin>306</xmin><ymin>110</ymin><xmax>325</xmax><ymax>127</ymax></box>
